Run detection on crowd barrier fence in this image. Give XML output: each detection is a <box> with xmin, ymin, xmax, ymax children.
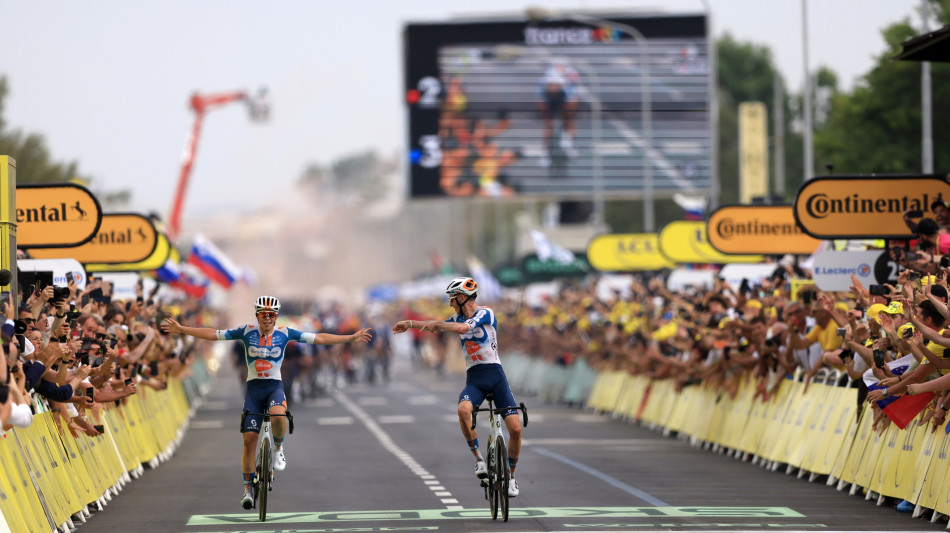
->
<box><xmin>504</xmin><ymin>353</ymin><xmax>950</xmax><ymax>525</ymax></box>
<box><xmin>0</xmin><ymin>358</ymin><xmax>212</xmax><ymax>532</ymax></box>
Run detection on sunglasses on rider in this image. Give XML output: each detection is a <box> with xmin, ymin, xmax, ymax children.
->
<box><xmin>257</xmin><ymin>312</ymin><xmax>278</xmax><ymax>319</ymax></box>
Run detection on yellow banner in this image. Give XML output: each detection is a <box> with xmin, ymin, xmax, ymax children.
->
<box><xmin>707</xmin><ymin>205</ymin><xmax>822</xmax><ymax>255</ymax></box>
<box><xmin>0</xmin><ymin>156</ymin><xmax>15</xmax><ymax>296</ymax></box>
<box><xmin>658</xmin><ymin>220</ymin><xmax>763</xmax><ymax>264</ymax></box>
<box><xmin>794</xmin><ymin>175</ymin><xmax>950</xmax><ymax>238</ymax></box>
<box><xmin>86</xmin><ymin>232</ymin><xmax>172</xmax><ymax>272</ymax></box>
<box><xmin>587</xmin><ymin>233</ymin><xmax>674</xmax><ymax>271</ymax></box>
<box><xmin>27</xmin><ymin>213</ymin><xmax>157</xmax><ymax>264</ymax></box>
<box><xmin>739</xmin><ymin>102</ymin><xmax>769</xmax><ymax>204</ymax></box>
<box><xmin>16</xmin><ymin>183</ymin><xmax>102</xmax><ymax>248</ymax></box>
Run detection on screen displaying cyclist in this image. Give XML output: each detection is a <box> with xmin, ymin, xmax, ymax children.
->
<box><xmin>161</xmin><ymin>295</ymin><xmax>372</xmax><ymax>509</ymax></box>
<box><xmin>392</xmin><ymin>277</ymin><xmax>523</xmax><ymax>498</ymax></box>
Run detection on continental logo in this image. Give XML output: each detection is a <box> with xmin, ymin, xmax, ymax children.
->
<box><xmin>658</xmin><ymin>221</ymin><xmax>762</xmax><ymax>264</ymax></box>
<box><xmin>27</xmin><ymin>213</ymin><xmax>158</xmax><ymax>264</ymax></box>
<box><xmin>707</xmin><ymin>205</ymin><xmax>821</xmax><ymax>255</ymax></box>
<box><xmin>87</xmin><ymin>232</ymin><xmax>173</xmax><ymax>273</ymax></box>
<box><xmin>16</xmin><ymin>183</ymin><xmax>102</xmax><ymax>248</ymax></box>
<box><xmin>794</xmin><ymin>175</ymin><xmax>950</xmax><ymax>239</ymax></box>
<box><xmin>715</xmin><ymin>219</ymin><xmax>803</xmax><ymax>238</ymax></box>
<box><xmin>804</xmin><ymin>193</ymin><xmax>931</xmax><ymax>219</ymax></box>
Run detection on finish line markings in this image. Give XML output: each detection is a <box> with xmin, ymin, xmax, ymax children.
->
<box><xmin>186</xmin><ymin>506</ymin><xmax>805</xmax><ymax>526</ymax></box>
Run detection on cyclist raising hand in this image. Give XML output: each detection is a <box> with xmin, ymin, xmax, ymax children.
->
<box><xmin>162</xmin><ymin>295</ymin><xmax>372</xmax><ymax>509</ymax></box>
<box><xmin>393</xmin><ymin>277</ymin><xmax>523</xmax><ymax>498</ymax></box>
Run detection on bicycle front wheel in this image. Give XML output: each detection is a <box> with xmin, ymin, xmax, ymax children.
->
<box><xmin>258</xmin><ymin>439</ymin><xmax>271</xmax><ymax>522</ymax></box>
<box><xmin>495</xmin><ymin>435</ymin><xmax>509</xmax><ymax>522</ymax></box>
<box><xmin>487</xmin><ymin>446</ymin><xmax>498</xmax><ymax>520</ymax></box>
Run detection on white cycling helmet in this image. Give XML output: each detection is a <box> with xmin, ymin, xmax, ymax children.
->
<box><xmin>445</xmin><ymin>277</ymin><xmax>478</xmax><ymax>297</ymax></box>
<box><xmin>254</xmin><ymin>295</ymin><xmax>281</xmax><ymax>314</ymax></box>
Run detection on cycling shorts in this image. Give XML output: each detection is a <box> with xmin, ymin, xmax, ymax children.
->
<box><xmin>458</xmin><ymin>363</ymin><xmax>519</xmax><ymax>418</ymax></box>
<box><xmin>241</xmin><ymin>379</ymin><xmax>286</xmax><ymax>433</ymax></box>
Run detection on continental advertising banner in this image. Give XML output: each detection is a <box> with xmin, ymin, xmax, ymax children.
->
<box><xmin>86</xmin><ymin>231</ymin><xmax>172</xmax><ymax>273</ymax></box>
<box><xmin>707</xmin><ymin>205</ymin><xmax>822</xmax><ymax>255</ymax></box>
<box><xmin>587</xmin><ymin>233</ymin><xmax>674</xmax><ymax>272</ymax></box>
<box><xmin>16</xmin><ymin>183</ymin><xmax>102</xmax><ymax>248</ymax></box>
<box><xmin>27</xmin><ymin>213</ymin><xmax>157</xmax><ymax>264</ymax></box>
<box><xmin>793</xmin><ymin>175</ymin><xmax>950</xmax><ymax>239</ymax></box>
<box><xmin>658</xmin><ymin>221</ymin><xmax>763</xmax><ymax>264</ymax></box>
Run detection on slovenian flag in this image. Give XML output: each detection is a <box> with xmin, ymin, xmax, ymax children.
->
<box><xmin>187</xmin><ymin>233</ymin><xmax>240</xmax><ymax>288</ymax></box>
<box><xmin>172</xmin><ymin>264</ymin><xmax>209</xmax><ymax>299</ymax></box>
<box><xmin>673</xmin><ymin>193</ymin><xmax>707</xmax><ymax>221</ymax></box>
<box><xmin>155</xmin><ymin>247</ymin><xmax>183</xmax><ymax>282</ymax></box>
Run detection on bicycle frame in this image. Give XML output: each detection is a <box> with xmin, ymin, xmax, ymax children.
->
<box><xmin>240</xmin><ymin>409</ymin><xmax>294</xmax><ymax>522</ymax></box>
<box><xmin>471</xmin><ymin>397</ymin><xmax>527</xmax><ymax>522</ymax></box>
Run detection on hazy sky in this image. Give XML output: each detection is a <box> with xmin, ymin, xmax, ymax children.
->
<box><xmin>0</xmin><ymin>0</ymin><xmax>925</xmax><ymax>225</ymax></box>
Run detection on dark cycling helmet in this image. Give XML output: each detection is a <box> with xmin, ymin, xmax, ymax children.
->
<box><xmin>445</xmin><ymin>277</ymin><xmax>478</xmax><ymax>297</ymax></box>
<box><xmin>254</xmin><ymin>295</ymin><xmax>281</xmax><ymax>314</ymax></box>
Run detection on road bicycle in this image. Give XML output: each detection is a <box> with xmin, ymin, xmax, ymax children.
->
<box><xmin>471</xmin><ymin>394</ymin><xmax>527</xmax><ymax>522</ymax></box>
<box><xmin>240</xmin><ymin>409</ymin><xmax>294</xmax><ymax>522</ymax></box>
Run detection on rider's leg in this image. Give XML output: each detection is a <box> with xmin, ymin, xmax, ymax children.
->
<box><xmin>458</xmin><ymin>400</ymin><xmax>483</xmax><ymax>461</ymax></box>
<box><xmin>504</xmin><ymin>414</ymin><xmax>522</xmax><ymax>476</ymax></box>
<box><xmin>269</xmin><ymin>404</ymin><xmax>287</xmax><ymax>447</ymax></box>
<box><xmin>242</xmin><ymin>430</ymin><xmax>257</xmax><ymax>475</ymax></box>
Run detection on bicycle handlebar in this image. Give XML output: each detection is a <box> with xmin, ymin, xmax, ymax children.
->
<box><xmin>240</xmin><ymin>409</ymin><xmax>295</xmax><ymax>434</ymax></box>
<box><xmin>471</xmin><ymin>402</ymin><xmax>528</xmax><ymax>430</ymax></box>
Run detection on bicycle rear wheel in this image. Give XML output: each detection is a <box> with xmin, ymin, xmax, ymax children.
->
<box><xmin>258</xmin><ymin>439</ymin><xmax>271</xmax><ymax>522</ymax></box>
<box><xmin>487</xmin><ymin>445</ymin><xmax>498</xmax><ymax>520</ymax></box>
<box><xmin>495</xmin><ymin>435</ymin><xmax>509</xmax><ymax>522</ymax></box>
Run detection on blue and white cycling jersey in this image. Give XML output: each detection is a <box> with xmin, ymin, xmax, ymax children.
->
<box><xmin>448</xmin><ymin>306</ymin><xmax>500</xmax><ymax>369</ymax></box>
<box><xmin>217</xmin><ymin>325</ymin><xmax>316</xmax><ymax>381</ymax></box>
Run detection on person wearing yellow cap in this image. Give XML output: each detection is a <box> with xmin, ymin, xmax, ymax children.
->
<box><xmin>866</xmin><ymin>303</ymin><xmax>888</xmax><ymax>323</ymax></box>
<box><xmin>869</xmin><ymin>300</ymin><xmax>949</xmax><ymax>405</ymax></box>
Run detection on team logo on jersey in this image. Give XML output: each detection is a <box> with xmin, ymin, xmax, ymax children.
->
<box><xmin>249</xmin><ymin>345</ymin><xmax>281</xmax><ymax>359</ymax></box>
<box><xmin>254</xmin><ymin>359</ymin><xmax>274</xmax><ymax>373</ymax></box>
<box><xmin>465</xmin><ymin>340</ymin><xmax>480</xmax><ymax>355</ymax></box>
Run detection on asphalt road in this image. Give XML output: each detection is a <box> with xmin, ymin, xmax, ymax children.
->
<box><xmin>76</xmin><ymin>352</ymin><xmax>947</xmax><ymax>533</ymax></box>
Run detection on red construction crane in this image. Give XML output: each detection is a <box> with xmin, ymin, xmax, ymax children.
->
<box><xmin>166</xmin><ymin>88</ymin><xmax>269</xmax><ymax>243</ymax></box>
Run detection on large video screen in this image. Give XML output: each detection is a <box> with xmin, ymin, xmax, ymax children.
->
<box><xmin>404</xmin><ymin>14</ymin><xmax>711</xmax><ymax>199</ymax></box>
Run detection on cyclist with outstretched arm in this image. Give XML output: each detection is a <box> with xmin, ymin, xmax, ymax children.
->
<box><xmin>161</xmin><ymin>296</ymin><xmax>372</xmax><ymax>509</ymax></box>
<box><xmin>392</xmin><ymin>277</ymin><xmax>523</xmax><ymax>497</ymax></box>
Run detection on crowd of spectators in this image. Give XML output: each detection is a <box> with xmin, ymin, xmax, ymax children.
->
<box><xmin>491</xmin><ymin>258</ymin><xmax>950</xmax><ymax>434</ymax></box>
<box><xmin>0</xmin><ymin>262</ymin><xmax>211</xmax><ymax>439</ymax></box>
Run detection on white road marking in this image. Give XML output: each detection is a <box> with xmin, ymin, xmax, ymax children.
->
<box><xmin>190</xmin><ymin>420</ymin><xmax>224</xmax><ymax>429</ymax></box>
<box><xmin>523</xmin><ymin>438</ymin><xmax>661</xmax><ymax>446</ymax></box>
<box><xmin>200</xmin><ymin>401</ymin><xmax>228</xmax><ymax>411</ymax></box>
<box><xmin>409</xmin><ymin>396</ymin><xmax>439</xmax><ymax>405</ymax></box>
<box><xmin>378</xmin><ymin>415</ymin><xmax>416</xmax><ymax>424</ymax></box>
<box><xmin>335</xmin><ymin>390</ymin><xmax>462</xmax><ymax>509</ymax></box>
<box><xmin>316</xmin><ymin>417</ymin><xmax>353</xmax><ymax>425</ymax></box>
<box><xmin>572</xmin><ymin>414</ymin><xmax>607</xmax><ymax>423</ymax></box>
<box><xmin>306</xmin><ymin>398</ymin><xmax>336</xmax><ymax>407</ymax></box>
<box><xmin>358</xmin><ymin>397</ymin><xmax>386</xmax><ymax>406</ymax></box>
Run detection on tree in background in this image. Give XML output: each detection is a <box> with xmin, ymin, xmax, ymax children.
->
<box><xmin>813</xmin><ymin>2</ymin><xmax>950</xmax><ymax>176</ymax></box>
<box><xmin>0</xmin><ymin>76</ymin><xmax>93</xmax><ymax>185</ymax></box>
